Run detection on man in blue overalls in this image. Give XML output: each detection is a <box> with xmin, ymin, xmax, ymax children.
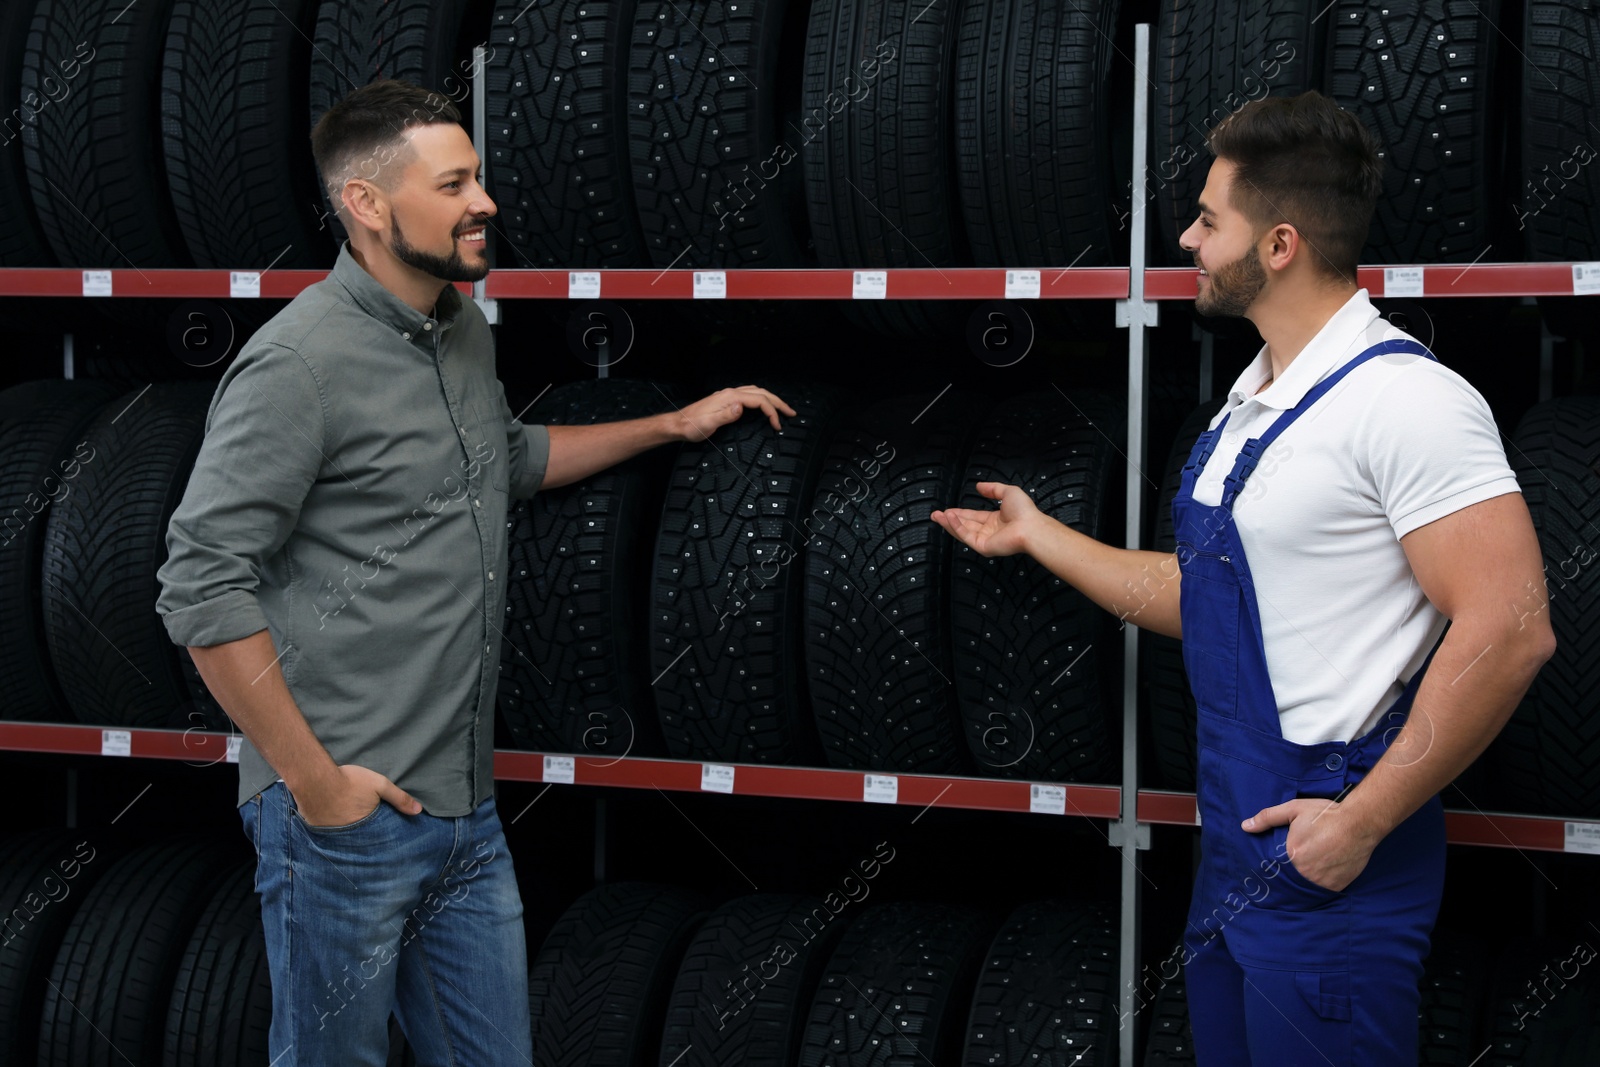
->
<box><xmin>931</xmin><ymin>91</ymin><xmax>1555</xmax><ymax>1063</ymax></box>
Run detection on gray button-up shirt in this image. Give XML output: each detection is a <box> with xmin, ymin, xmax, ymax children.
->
<box><xmin>156</xmin><ymin>244</ymin><xmax>550</xmax><ymax>814</ymax></box>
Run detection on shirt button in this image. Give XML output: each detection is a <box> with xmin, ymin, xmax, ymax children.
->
<box><xmin>485</xmin><ymin>644</ymin><xmax>491</xmax><ymax>653</ymax></box>
<box><xmin>459</xmin><ymin>427</ymin><xmax>467</xmax><ymax>436</ymax></box>
<box><xmin>1324</xmin><ymin>752</ymin><xmax>1344</xmax><ymax>771</ymax></box>
<box><xmin>474</xmin><ymin>499</ymin><xmax>481</xmax><ymax>508</ymax></box>
<box><xmin>424</xmin><ymin>322</ymin><xmax>433</xmax><ymax>331</ymax></box>
<box><xmin>488</xmin><ymin>571</ymin><xmax>495</xmax><ymax>581</ymax></box>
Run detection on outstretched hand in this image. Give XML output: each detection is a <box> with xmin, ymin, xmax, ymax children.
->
<box><xmin>929</xmin><ymin>481</ymin><xmax>1039</xmax><ymax>558</ymax></box>
<box><xmin>674</xmin><ymin>386</ymin><xmax>797</xmax><ymax>442</ymax></box>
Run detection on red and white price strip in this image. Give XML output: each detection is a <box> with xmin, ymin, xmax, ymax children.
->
<box><xmin>1572</xmin><ymin>263</ymin><xmax>1600</xmax><ymax>296</ymax></box>
<box><xmin>852</xmin><ymin>270</ymin><xmax>887</xmax><ymax>300</ymax></box>
<box><xmin>1564</xmin><ymin>821</ymin><xmax>1600</xmax><ymax>856</ymax></box>
<box><xmin>543</xmin><ymin>755</ymin><xmax>576</xmax><ymax>785</ymax></box>
<box><xmin>701</xmin><ymin>762</ymin><xmax>735</xmax><ymax>793</ymax></box>
<box><xmin>693</xmin><ymin>271</ymin><xmax>726</xmax><ymax>300</ymax></box>
<box><xmin>863</xmin><ymin>774</ymin><xmax>899</xmax><ymax>804</ymax></box>
<box><xmin>82</xmin><ymin>270</ymin><xmax>112</xmax><ymax>298</ymax></box>
<box><xmin>229</xmin><ymin>271</ymin><xmax>261</xmax><ymax>298</ymax></box>
<box><xmin>100</xmin><ymin>729</ymin><xmax>131</xmax><ymax>757</ymax></box>
<box><xmin>226</xmin><ymin>735</ymin><xmax>242</xmax><ymax>764</ymax></box>
<box><xmin>1005</xmin><ymin>270</ymin><xmax>1042</xmax><ymax>300</ymax></box>
<box><xmin>1383</xmin><ymin>267</ymin><xmax>1424</xmax><ymax>298</ymax></box>
<box><xmin>1029</xmin><ymin>783</ymin><xmax>1066</xmax><ymax>815</ymax></box>
<box><xmin>568</xmin><ymin>271</ymin><xmax>601</xmax><ymax>299</ymax></box>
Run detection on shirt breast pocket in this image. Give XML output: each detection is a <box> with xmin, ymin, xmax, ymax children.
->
<box><xmin>467</xmin><ymin>399</ymin><xmax>511</xmax><ymax>497</ymax></box>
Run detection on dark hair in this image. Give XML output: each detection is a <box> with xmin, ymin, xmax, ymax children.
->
<box><xmin>311</xmin><ymin>80</ymin><xmax>462</xmax><ymax>208</ymax></box>
<box><xmin>1206</xmin><ymin>91</ymin><xmax>1383</xmax><ymax>283</ymax></box>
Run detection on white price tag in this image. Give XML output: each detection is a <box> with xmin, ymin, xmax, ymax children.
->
<box><xmin>100</xmin><ymin>729</ymin><xmax>131</xmax><ymax>757</ymax></box>
<box><xmin>863</xmin><ymin>774</ymin><xmax>899</xmax><ymax>804</ymax></box>
<box><xmin>1564</xmin><ymin>821</ymin><xmax>1600</xmax><ymax>855</ymax></box>
<box><xmin>82</xmin><ymin>270</ymin><xmax>112</xmax><ymax>297</ymax></box>
<box><xmin>543</xmin><ymin>755</ymin><xmax>575</xmax><ymax>784</ymax></box>
<box><xmin>852</xmin><ymin>270</ymin><xmax>888</xmax><ymax>300</ymax></box>
<box><xmin>1383</xmin><ymin>267</ymin><xmax>1424</xmax><ymax>298</ymax></box>
<box><xmin>1005</xmin><ymin>270</ymin><xmax>1042</xmax><ymax>300</ymax></box>
<box><xmin>229</xmin><ymin>271</ymin><xmax>261</xmax><ymax>299</ymax></box>
<box><xmin>693</xmin><ymin>271</ymin><xmax>727</xmax><ymax>299</ymax></box>
<box><xmin>568</xmin><ymin>271</ymin><xmax>601</xmax><ymax>299</ymax></box>
<box><xmin>1572</xmin><ymin>263</ymin><xmax>1600</xmax><ymax>296</ymax></box>
<box><xmin>225</xmin><ymin>735</ymin><xmax>242</xmax><ymax>764</ymax></box>
<box><xmin>1194</xmin><ymin>806</ymin><xmax>1203</xmax><ymax>826</ymax></box>
<box><xmin>701</xmin><ymin>762</ymin><xmax>735</xmax><ymax>793</ymax></box>
<box><xmin>1029</xmin><ymin>783</ymin><xmax>1066</xmax><ymax>815</ymax></box>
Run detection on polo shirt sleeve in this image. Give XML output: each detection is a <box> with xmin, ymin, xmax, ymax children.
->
<box><xmin>156</xmin><ymin>344</ymin><xmax>327</xmax><ymax>647</ymax></box>
<box><xmin>1358</xmin><ymin>362</ymin><xmax>1523</xmax><ymax>541</ymax></box>
<box><xmin>506</xmin><ymin>404</ymin><xmax>550</xmax><ymax>499</ymax></box>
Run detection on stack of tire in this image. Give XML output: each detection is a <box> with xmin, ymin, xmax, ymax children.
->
<box><xmin>523</xmin><ymin>881</ymin><xmax>1120</xmax><ymax>1065</ymax></box>
<box><xmin>0</xmin><ymin>831</ymin><xmax>267</xmax><ymax>1066</ymax></box>
<box><xmin>0</xmin><ymin>379</ymin><xmax>228</xmax><ymax>733</ymax></box>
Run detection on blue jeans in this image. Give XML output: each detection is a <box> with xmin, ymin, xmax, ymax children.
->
<box><xmin>240</xmin><ymin>782</ymin><xmax>533</xmax><ymax>1066</ymax></box>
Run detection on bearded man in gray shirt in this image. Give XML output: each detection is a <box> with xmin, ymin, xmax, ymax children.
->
<box><xmin>156</xmin><ymin>79</ymin><xmax>793</xmax><ymax>1066</ymax></box>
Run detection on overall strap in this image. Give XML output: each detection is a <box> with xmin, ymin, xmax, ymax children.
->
<box><xmin>1221</xmin><ymin>338</ymin><xmax>1436</xmax><ymax>506</ymax></box>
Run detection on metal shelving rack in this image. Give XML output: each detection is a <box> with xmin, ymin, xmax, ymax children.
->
<box><xmin>0</xmin><ymin>27</ymin><xmax>1596</xmax><ymax>1066</ymax></box>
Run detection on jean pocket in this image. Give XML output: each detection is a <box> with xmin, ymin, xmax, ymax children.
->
<box><xmin>295</xmin><ymin>798</ymin><xmax>388</xmax><ymax>835</ymax></box>
<box><xmin>1294</xmin><ymin>969</ymin><xmax>1352</xmax><ymax>1022</ymax></box>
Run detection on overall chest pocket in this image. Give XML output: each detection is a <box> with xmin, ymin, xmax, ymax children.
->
<box><xmin>1178</xmin><ymin>545</ymin><xmax>1244</xmax><ymax>719</ymax></box>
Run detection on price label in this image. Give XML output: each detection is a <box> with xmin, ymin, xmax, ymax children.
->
<box><xmin>863</xmin><ymin>774</ymin><xmax>899</xmax><ymax>804</ymax></box>
<box><xmin>543</xmin><ymin>755</ymin><xmax>575</xmax><ymax>784</ymax></box>
<box><xmin>100</xmin><ymin>729</ymin><xmax>131</xmax><ymax>757</ymax></box>
<box><xmin>701</xmin><ymin>763</ymin><xmax>735</xmax><ymax>793</ymax></box>
<box><xmin>229</xmin><ymin>271</ymin><xmax>261</xmax><ymax>299</ymax></box>
<box><xmin>82</xmin><ymin>270</ymin><xmax>112</xmax><ymax>297</ymax></box>
<box><xmin>852</xmin><ymin>270</ymin><xmax>888</xmax><ymax>300</ymax></box>
<box><xmin>693</xmin><ymin>271</ymin><xmax>727</xmax><ymax>299</ymax></box>
<box><xmin>1572</xmin><ymin>263</ymin><xmax>1600</xmax><ymax>296</ymax></box>
<box><xmin>1029</xmin><ymin>783</ymin><xmax>1066</xmax><ymax>815</ymax></box>
<box><xmin>1383</xmin><ymin>267</ymin><xmax>1424</xmax><ymax>298</ymax></box>
<box><xmin>568</xmin><ymin>271</ymin><xmax>601</xmax><ymax>299</ymax></box>
<box><xmin>1005</xmin><ymin>270</ymin><xmax>1042</xmax><ymax>300</ymax></box>
<box><xmin>225</xmin><ymin>735</ymin><xmax>242</xmax><ymax>764</ymax></box>
<box><xmin>1564</xmin><ymin>821</ymin><xmax>1600</xmax><ymax>855</ymax></box>
<box><xmin>1194</xmin><ymin>806</ymin><xmax>1203</xmax><ymax>826</ymax></box>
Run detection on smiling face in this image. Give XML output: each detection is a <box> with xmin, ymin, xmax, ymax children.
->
<box><xmin>384</xmin><ymin>122</ymin><xmax>495</xmax><ymax>283</ymax></box>
<box><xmin>1179</xmin><ymin>158</ymin><xmax>1267</xmax><ymax>318</ymax></box>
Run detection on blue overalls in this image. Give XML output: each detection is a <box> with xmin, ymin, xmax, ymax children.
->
<box><xmin>1173</xmin><ymin>339</ymin><xmax>1447</xmax><ymax>1065</ymax></box>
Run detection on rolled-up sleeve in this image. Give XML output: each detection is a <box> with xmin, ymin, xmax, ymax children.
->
<box><xmin>506</xmin><ymin>398</ymin><xmax>550</xmax><ymax>499</ymax></box>
<box><xmin>156</xmin><ymin>344</ymin><xmax>326</xmax><ymax>647</ymax></box>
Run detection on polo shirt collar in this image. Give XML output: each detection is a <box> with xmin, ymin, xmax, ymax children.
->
<box><xmin>1225</xmin><ymin>289</ymin><xmax>1382</xmax><ymax>411</ymax></box>
<box><xmin>330</xmin><ymin>241</ymin><xmax>464</xmax><ymax>338</ymax></box>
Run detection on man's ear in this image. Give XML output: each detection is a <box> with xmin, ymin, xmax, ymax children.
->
<box><xmin>1262</xmin><ymin>222</ymin><xmax>1300</xmax><ymax>273</ymax></box>
<box><xmin>341</xmin><ymin>178</ymin><xmax>387</xmax><ymax>235</ymax></box>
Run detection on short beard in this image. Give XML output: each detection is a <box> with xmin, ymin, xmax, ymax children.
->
<box><xmin>1196</xmin><ymin>243</ymin><xmax>1266</xmax><ymax>318</ymax></box>
<box><xmin>391</xmin><ymin>214</ymin><xmax>490</xmax><ymax>283</ymax></box>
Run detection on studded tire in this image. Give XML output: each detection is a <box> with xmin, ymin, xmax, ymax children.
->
<box><xmin>950</xmin><ymin>391</ymin><xmax>1122</xmax><ymax>782</ymax></box>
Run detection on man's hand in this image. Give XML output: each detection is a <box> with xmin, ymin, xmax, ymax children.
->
<box><xmin>293</xmin><ymin>764</ymin><xmax>422</xmax><ymax>827</ymax></box>
<box><xmin>673</xmin><ymin>386</ymin><xmax>796</xmax><ymax>442</ymax></box>
<box><xmin>929</xmin><ymin>481</ymin><xmax>1042</xmax><ymax>558</ymax></box>
<box><xmin>1243</xmin><ymin>798</ymin><xmax>1380</xmax><ymax>893</ymax></box>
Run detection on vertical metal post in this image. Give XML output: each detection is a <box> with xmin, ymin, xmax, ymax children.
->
<box><xmin>65</xmin><ymin>768</ymin><xmax>78</xmax><ymax>828</ymax></box>
<box><xmin>63</xmin><ymin>333</ymin><xmax>74</xmax><ymax>380</ymax></box>
<box><xmin>1113</xmin><ymin>23</ymin><xmax>1158</xmax><ymax>1067</ymax></box>
<box><xmin>471</xmin><ymin>45</ymin><xmax>499</xmax><ymax>327</ymax></box>
<box><xmin>1538</xmin><ymin>318</ymin><xmax>1554</xmax><ymax>403</ymax></box>
<box><xmin>1198</xmin><ymin>328</ymin><xmax>1214</xmax><ymax>403</ymax></box>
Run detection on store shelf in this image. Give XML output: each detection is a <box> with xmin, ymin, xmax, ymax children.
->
<box><xmin>2</xmin><ymin>263</ymin><xmax>1593</xmax><ymax>300</ymax></box>
<box><xmin>0</xmin><ymin>721</ymin><xmax>1121</xmax><ymax>819</ymax></box>
<box><xmin>1146</xmin><ymin>262</ymin><xmax>1598</xmax><ymax>300</ymax></box>
<box><xmin>1137</xmin><ymin>789</ymin><xmax>1598</xmax><ymax>855</ymax></box>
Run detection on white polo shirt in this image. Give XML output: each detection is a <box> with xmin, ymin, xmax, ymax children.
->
<box><xmin>1190</xmin><ymin>289</ymin><xmax>1521</xmax><ymax>745</ymax></box>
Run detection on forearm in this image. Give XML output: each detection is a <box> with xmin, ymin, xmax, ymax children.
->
<box><xmin>1022</xmin><ymin>515</ymin><xmax>1183</xmax><ymax>638</ymax></box>
<box><xmin>1340</xmin><ymin>617</ymin><xmax>1554</xmax><ymax>843</ymax></box>
<box><xmin>540</xmin><ymin>414</ymin><xmax>680</xmax><ymax>489</ymax></box>
<box><xmin>188</xmin><ymin>629</ymin><xmax>340</xmax><ymax>798</ymax></box>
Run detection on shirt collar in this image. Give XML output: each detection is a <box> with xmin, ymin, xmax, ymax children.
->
<box><xmin>1224</xmin><ymin>289</ymin><xmax>1383</xmax><ymax>411</ymax></box>
<box><xmin>330</xmin><ymin>241</ymin><xmax>464</xmax><ymax>339</ymax></box>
